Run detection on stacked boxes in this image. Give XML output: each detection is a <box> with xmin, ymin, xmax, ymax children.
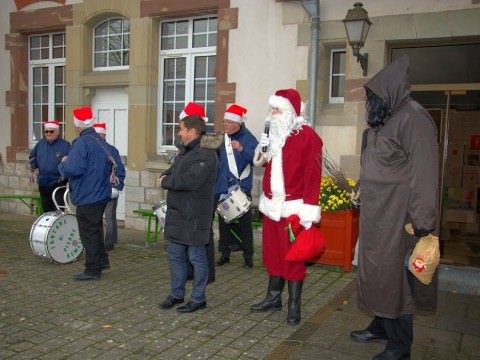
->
<box><xmin>445</xmin><ymin>111</ymin><xmax>480</xmax><ymax>225</ymax></box>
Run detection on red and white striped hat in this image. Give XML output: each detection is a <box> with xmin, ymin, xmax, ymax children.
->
<box><xmin>179</xmin><ymin>102</ymin><xmax>206</xmax><ymax>121</ymax></box>
<box><xmin>224</xmin><ymin>104</ymin><xmax>247</xmax><ymax>123</ymax></box>
<box><xmin>44</xmin><ymin>120</ymin><xmax>60</xmax><ymax>130</ymax></box>
<box><xmin>93</xmin><ymin>122</ymin><xmax>107</xmax><ymax>135</ymax></box>
<box><xmin>73</xmin><ymin>106</ymin><xmax>94</xmax><ymax>128</ymax></box>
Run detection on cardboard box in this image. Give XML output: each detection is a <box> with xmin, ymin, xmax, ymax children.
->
<box><xmin>447</xmin><ymin>142</ymin><xmax>465</xmax><ymax>163</ymax></box>
<box><xmin>445</xmin><ymin>209</ymin><xmax>477</xmax><ymax>223</ymax></box>
<box><xmin>464</xmin><ymin>150</ymin><xmax>480</xmax><ymax>166</ymax></box>
<box><xmin>471</xmin><ymin>135</ymin><xmax>480</xmax><ymax>150</ymax></box>
<box><xmin>445</xmin><ymin>187</ymin><xmax>476</xmax><ymax>210</ymax></box>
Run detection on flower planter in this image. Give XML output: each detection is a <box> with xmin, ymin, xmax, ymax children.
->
<box><xmin>314</xmin><ymin>208</ymin><xmax>359</xmax><ymax>272</ymax></box>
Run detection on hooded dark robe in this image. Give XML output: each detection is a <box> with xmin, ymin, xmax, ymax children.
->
<box><xmin>357</xmin><ymin>55</ymin><xmax>439</xmax><ymax>318</ymax></box>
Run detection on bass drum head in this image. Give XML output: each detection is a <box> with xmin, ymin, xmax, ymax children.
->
<box><xmin>30</xmin><ymin>212</ymin><xmax>83</xmax><ymax>264</ymax></box>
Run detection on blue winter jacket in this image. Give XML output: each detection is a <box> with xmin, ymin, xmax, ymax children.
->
<box><xmin>215</xmin><ymin>124</ymin><xmax>258</xmax><ymax>196</ymax></box>
<box><xmin>58</xmin><ymin>127</ymin><xmax>112</xmax><ymax>206</ymax></box>
<box><xmin>29</xmin><ymin>137</ymin><xmax>71</xmax><ymax>189</ymax></box>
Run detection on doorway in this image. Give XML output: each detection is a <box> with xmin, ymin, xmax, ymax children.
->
<box><xmin>91</xmin><ymin>88</ymin><xmax>128</xmax><ymax>221</ymax></box>
<box><xmin>411</xmin><ymin>87</ymin><xmax>480</xmax><ymax>266</ymax></box>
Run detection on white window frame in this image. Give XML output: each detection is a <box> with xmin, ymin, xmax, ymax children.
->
<box><xmin>329</xmin><ymin>49</ymin><xmax>346</xmax><ymax>104</ymax></box>
<box><xmin>92</xmin><ymin>17</ymin><xmax>130</xmax><ymax>71</ymax></box>
<box><xmin>157</xmin><ymin>16</ymin><xmax>217</xmax><ymax>154</ymax></box>
<box><xmin>28</xmin><ymin>32</ymin><xmax>66</xmax><ymax>146</ymax></box>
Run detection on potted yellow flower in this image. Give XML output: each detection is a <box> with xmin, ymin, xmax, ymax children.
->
<box><xmin>314</xmin><ymin>175</ymin><xmax>360</xmax><ymax>272</ymax></box>
<box><xmin>319</xmin><ymin>176</ymin><xmax>357</xmax><ymax>212</ymax></box>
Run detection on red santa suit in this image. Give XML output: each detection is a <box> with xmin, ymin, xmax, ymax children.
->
<box><xmin>256</xmin><ymin>91</ymin><xmax>323</xmax><ymax>281</ymax></box>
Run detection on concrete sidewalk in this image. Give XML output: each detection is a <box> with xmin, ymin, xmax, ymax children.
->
<box><xmin>1</xmin><ymin>211</ymin><xmax>479</xmax><ymax>359</ymax></box>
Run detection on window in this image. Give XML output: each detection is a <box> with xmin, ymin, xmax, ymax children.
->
<box><xmin>93</xmin><ymin>18</ymin><xmax>130</xmax><ymax>70</ymax></box>
<box><xmin>158</xmin><ymin>16</ymin><xmax>217</xmax><ymax>151</ymax></box>
<box><xmin>329</xmin><ymin>49</ymin><xmax>346</xmax><ymax>104</ymax></box>
<box><xmin>29</xmin><ymin>33</ymin><xmax>66</xmax><ymax>143</ymax></box>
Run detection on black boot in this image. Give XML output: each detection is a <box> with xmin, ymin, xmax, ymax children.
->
<box><xmin>250</xmin><ymin>276</ymin><xmax>285</xmax><ymax>312</ymax></box>
<box><xmin>215</xmin><ymin>253</ymin><xmax>230</xmax><ymax>266</ymax></box>
<box><xmin>287</xmin><ymin>280</ymin><xmax>303</xmax><ymax>325</ymax></box>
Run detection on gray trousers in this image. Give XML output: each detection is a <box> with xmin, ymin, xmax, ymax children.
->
<box><xmin>104</xmin><ymin>197</ymin><xmax>118</xmax><ymax>247</ymax></box>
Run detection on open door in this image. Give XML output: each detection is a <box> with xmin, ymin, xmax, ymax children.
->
<box><xmin>412</xmin><ymin>88</ymin><xmax>480</xmax><ymax>267</ymax></box>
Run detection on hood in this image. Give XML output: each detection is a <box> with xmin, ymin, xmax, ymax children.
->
<box><xmin>200</xmin><ymin>132</ymin><xmax>224</xmax><ymax>150</ymax></box>
<box><xmin>364</xmin><ymin>54</ymin><xmax>411</xmax><ymax>114</ymax></box>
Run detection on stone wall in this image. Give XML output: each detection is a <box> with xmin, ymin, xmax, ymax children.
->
<box><xmin>0</xmin><ymin>158</ymin><xmax>40</xmax><ymax>215</ymax></box>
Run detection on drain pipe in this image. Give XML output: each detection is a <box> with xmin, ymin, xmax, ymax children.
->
<box><xmin>301</xmin><ymin>0</ymin><xmax>320</xmax><ymax>127</ymax></box>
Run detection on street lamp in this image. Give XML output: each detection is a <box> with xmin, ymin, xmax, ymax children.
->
<box><xmin>343</xmin><ymin>2</ymin><xmax>371</xmax><ymax>76</ymax></box>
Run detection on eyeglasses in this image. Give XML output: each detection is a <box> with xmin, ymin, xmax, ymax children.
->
<box><xmin>44</xmin><ymin>130</ymin><xmax>55</xmax><ymax>134</ymax></box>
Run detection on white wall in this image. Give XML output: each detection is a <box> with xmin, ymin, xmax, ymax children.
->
<box><xmin>319</xmin><ymin>0</ymin><xmax>480</xmax><ymax>21</ymax></box>
<box><xmin>229</xmin><ymin>0</ymin><xmax>309</xmax><ymax>137</ymax></box>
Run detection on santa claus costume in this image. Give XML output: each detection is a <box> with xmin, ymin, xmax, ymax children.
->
<box><xmin>251</xmin><ymin>88</ymin><xmax>323</xmax><ymax>325</ymax></box>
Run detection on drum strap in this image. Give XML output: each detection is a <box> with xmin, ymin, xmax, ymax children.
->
<box><xmin>89</xmin><ymin>135</ymin><xmax>120</xmax><ymax>186</ymax></box>
<box><xmin>224</xmin><ymin>134</ymin><xmax>251</xmax><ymax>181</ymax></box>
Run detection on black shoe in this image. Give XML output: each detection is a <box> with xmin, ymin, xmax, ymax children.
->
<box><xmin>73</xmin><ymin>272</ymin><xmax>100</xmax><ymax>281</ymax></box>
<box><xmin>105</xmin><ymin>244</ymin><xmax>115</xmax><ymax>251</ymax></box>
<box><xmin>350</xmin><ymin>329</ymin><xmax>388</xmax><ymax>343</ymax></box>
<box><xmin>215</xmin><ymin>257</ymin><xmax>230</xmax><ymax>266</ymax></box>
<box><xmin>176</xmin><ymin>301</ymin><xmax>207</xmax><ymax>313</ymax></box>
<box><xmin>207</xmin><ymin>277</ymin><xmax>215</xmax><ymax>284</ymax></box>
<box><xmin>159</xmin><ymin>295</ymin><xmax>184</xmax><ymax>309</ymax></box>
<box><xmin>243</xmin><ymin>258</ymin><xmax>253</xmax><ymax>268</ymax></box>
<box><xmin>372</xmin><ymin>349</ymin><xmax>410</xmax><ymax>360</ymax></box>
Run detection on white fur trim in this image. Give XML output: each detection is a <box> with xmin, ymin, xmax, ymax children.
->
<box><xmin>94</xmin><ymin>127</ymin><xmax>106</xmax><ymax>134</ymax></box>
<box><xmin>224</xmin><ymin>112</ymin><xmax>242</xmax><ymax>123</ymax></box>
<box><xmin>253</xmin><ymin>145</ymin><xmax>266</xmax><ymax>167</ymax></box>
<box><xmin>44</xmin><ymin>123</ymin><xmax>59</xmax><ymax>130</ymax></box>
<box><xmin>269</xmin><ymin>95</ymin><xmax>295</xmax><ymax>114</ymax></box>
<box><xmin>259</xmin><ymin>196</ymin><xmax>321</xmax><ymax>222</ymax></box>
<box><xmin>299</xmin><ymin>203</ymin><xmax>321</xmax><ymax>223</ymax></box>
<box><xmin>179</xmin><ymin>110</ymin><xmax>208</xmax><ymax>122</ymax></box>
<box><xmin>73</xmin><ymin>118</ymin><xmax>93</xmax><ymax>128</ymax></box>
<box><xmin>270</xmin><ymin>149</ymin><xmax>285</xmax><ymax>199</ymax></box>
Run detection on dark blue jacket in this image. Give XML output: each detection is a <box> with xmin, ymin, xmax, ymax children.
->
<box><xmin>29</xmin><ymin>137</ymin><xmax>71</xmax><ymax>189</ymax></box>
<box><xmin>215</xmin><ymin>124</ymin><xmax>258</xmax><ymax>196</ymax></box>
<box><xmin>58</xmin><ymin>128</ymin><xmax>112</xmax><ymax>206</ymax></box>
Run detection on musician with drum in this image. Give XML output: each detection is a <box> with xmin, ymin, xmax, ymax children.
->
<box><xmin>215</xmin><ymin>104</ymin><xmax>258</xmax><ymax>269</ymax></box>
<box><xmin>29</xmin><ymin>120</ymin><xmax>71</xmax><ymax>212</ymax></box>
<box><xmin>58</xmin><ymin>106</ymin><xmax>113</xmax><ymax>281</ymax></box>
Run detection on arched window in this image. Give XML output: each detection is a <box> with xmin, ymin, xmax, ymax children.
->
<box><xmin>93</xmin><ymin>17</ymin><xmax>130</xmax><ymax>70</ymax></box>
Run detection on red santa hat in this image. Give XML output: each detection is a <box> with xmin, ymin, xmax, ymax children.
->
<box><xmin>179</xmin><ymin>102</ymin><xmax>206</xmax><ymax>121</ymax></box>
<box><xmin>73</xmin><ymin>106</ymin><xmax>94</xmax><ymax>128</ymax></box>
<box><xmin>224</xmin><ymin>104</ymin><xmax>247</xmax><ymax>123</ymax></box>
<box><xmin>93</xmin><ymin>122</ymin><xmax>107</xmax><ymax>135</ymax></box>
<box><xmin>269</xmin><ymin>88</ymin><xmax>301</xmax><ymax>116</ymax></box>
<box><xmin>44</xmin><ymin>120</ymin><xmax>60</xmax><ymax>130</ymax></box>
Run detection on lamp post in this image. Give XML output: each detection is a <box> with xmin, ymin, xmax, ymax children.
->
<box><xmin>343</xmin><ymin>2</ymin><xmax>371</xmax><ymax>76</ymax></box>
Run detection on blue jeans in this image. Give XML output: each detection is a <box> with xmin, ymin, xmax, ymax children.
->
<box><xmin>167</xmin><ymin>241</ymin><xmax>208</xmax><ymax>303</ymax></box>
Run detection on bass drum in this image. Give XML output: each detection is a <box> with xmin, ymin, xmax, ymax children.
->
<box><xmin>29</xmin><ymin>211</ymin><xmax>83</xmax><ymax>264</ymax></box>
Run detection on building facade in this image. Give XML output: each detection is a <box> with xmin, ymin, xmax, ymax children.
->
<box><xmin>1</xmin><ymin>0</ymin><xmax>480</xmax><ymax>261</ymax></box>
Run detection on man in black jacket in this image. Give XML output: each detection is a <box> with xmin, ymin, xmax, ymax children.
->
<box><xmin>158</xmin><ymin>114</ymin><xmax>218</xmax><ymax>313</ymax></box>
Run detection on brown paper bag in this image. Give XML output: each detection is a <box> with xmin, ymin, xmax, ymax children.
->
<box><xmin>407</xmin><ymin>234</ymin><xmax>440</xmax><ymax>285</ymax></box>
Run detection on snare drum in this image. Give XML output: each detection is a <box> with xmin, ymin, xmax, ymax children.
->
<box><xmin>29</xmin><ymin>212</ymin><xmax>83</xmax><ymax>264</ymax></box>
<box><xmin>216</xmin><ymin>186</ymin><xmax>252</xmax><ymax>223</ymax></box>
<box><xmin>152</xmin><ymin>200</ymin><xmax>167</xmax><ymax>228</ymax></box>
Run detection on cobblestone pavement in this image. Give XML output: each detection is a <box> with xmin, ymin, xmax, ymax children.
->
<box><xmin>1</xmin><ymin>211</ymin><xmax>479</xmax><ymax>359</ymax></box>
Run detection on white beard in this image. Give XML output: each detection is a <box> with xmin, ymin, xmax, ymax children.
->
<box><xmin>265</xmin><ymin>111</ymin><xmax>296</xmax><ymax>161</ymax></box>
